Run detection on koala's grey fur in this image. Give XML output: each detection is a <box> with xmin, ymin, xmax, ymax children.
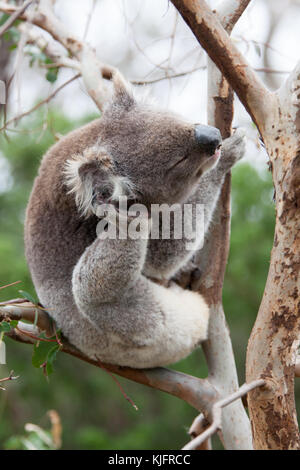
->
<box><xmin>25</xmin><ymin>73</ymin><xmax>245</xmax><ymax>368</ymax></box>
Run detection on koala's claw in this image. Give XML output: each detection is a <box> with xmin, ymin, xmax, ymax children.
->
<box><xmin>233</xmin><ymin>127</ymin><xmax>246</xmax><ymax>139</ymax></box>
<box><xmin>220</xmin><ymin>127</ymin><xmax>246</xmax><ymax>169</ymax></box>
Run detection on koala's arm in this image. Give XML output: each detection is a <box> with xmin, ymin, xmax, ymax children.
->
<box><xmin>144</xmin><ymin>129</ymin><xmax>246</xmax><ymax>281</ymax></box>
<box><xmin>192</xmin><ymin>128</ymin><xmax>246</xmax><ymax>229</ymax></box>
<box><xmin>72</xmin><ymin>214</ymin><xmax>149</xmax><ymax>308</ymax></box>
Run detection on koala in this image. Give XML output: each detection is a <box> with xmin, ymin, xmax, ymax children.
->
<box><xmin>25</xmin><ymin>73</ymin><xmax>245</xmax><ymax>368</ymax></box>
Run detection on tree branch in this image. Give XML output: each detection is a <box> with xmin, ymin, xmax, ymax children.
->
<box><xmin>171</xmin><ymin>0</ymin><xmax>275</xmax><ymax>131</ymax></box>
<box><xmin>182</xmin><ymin>380</ymin><xmax>265</xmax><ymax>450</ymax></box>
<box><xmin>0</xmin><ymin>301</ymin><xmax>55</xmax><ymax>336</ymax></box>
<box><xmin>0</xmin><ymin>73</ymin><xmax>80</xmax><ymax>132</ymax></box>
<box><xmin>0</xmin><ymin>0</ymin><xmax>33</xmax><ymax>37</ymax></box>
<box><xmin>0</xmin><ymin>370</ymin><xmax>19</xmax><ymax>390</ymax></box>
<box><xmin>245</xmin><ymin>35</ymin><xmax>300</xmax><ymax>453</ymax></box>
<box><xmin>19</xmin><ymin>22</ymin><xmax>81</xmax><ymax>71</ymax></box>
<box><xmin>217</xmin><ymin>0</ymin><xmax>252</xmax><ymax>34</ymax></box>
<box><xmin>0</xmin><ymin>0</ymin><xmax>120</xmax><ymax>111</ymax></box>
<box><xmin>1</xmin><ymin>302</ymin><xmax>218</xmax><ymax>413</ymax></box>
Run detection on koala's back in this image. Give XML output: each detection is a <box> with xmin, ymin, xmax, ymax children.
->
<box><xmin>25</xmin><ymin>118</ymin><xmax>103</xmax><ymax>316</ymax></box>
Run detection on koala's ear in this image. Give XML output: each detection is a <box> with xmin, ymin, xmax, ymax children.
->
<box><xmin>64</xmin><ymin>146</ymin><xmax>135</xmax><ymax>217</ymax></box>
<box><xmin>64</xmin><ymin>147</ymin><xmax>113</xmax><ymax>217</ymax></box>
<box><xmin>112</xmin><ymin>71</ymin><xmax>136</xmax><ymax>110</ymax></box>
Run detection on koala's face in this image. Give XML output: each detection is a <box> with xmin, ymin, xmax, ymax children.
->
<box><xmin>100</xmin><ymin>76</ymin><xmax>222</xmax><ymax>206</ymax></box>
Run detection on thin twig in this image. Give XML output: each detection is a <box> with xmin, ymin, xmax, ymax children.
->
<box><xmin>82</xmin><ymin>0</ymin><xmax>97</xmax><ymax>41</ymax></box>
<box><xmin>0</xmin><ymin>280</ymin><xmax>21</xmax><ymax>290</ymax></box>
<box><xmin>0</xmin><ymin>370</ymin><xmax>19</xmax><ymax>382</ymax></box>
<box><xmin>189</xmin><ymin>413</ymin><xmax>209</xmax><ymax>438</ymax></box>
<box><xmin>0</xmin><ymin>298</ymin><xmax>27</xmax><ymax>306</ymax></box>
<box><xmin>96</xmin><ymin>357</ymin><xmax>138</xmax><ymax>411</ymax></box>
<box><xmin>182</xmin><ymin>380</ymin><xmax>265</xmax><ymax>450</ymax></box>
<box><xmin>15</xmin><ymin>325</ymin><xmax>58</xmax><ymax>343</ymax></box>
<box><xmin>132</xmin><ymin>66</ymin><xmax>290</xmax><ymax>86</ymax></box>
<box><xmin>131</xmin><ymin>66</ymin><xmax>206</xmax><ymax>85</ymax></box>
<box><xmin>0</xmin><ymin>370</ymin><xmax>19</xmax><ymax>390</ymax></box>
<box><xmin>0</xmin><ymin>74</ymin><xmax>80</xmax><ymax>132</ymax></box>
<box><xmin>0</xmin><ymin>0</ymin><xmax>33</xmax><ymax>37</ymax></box>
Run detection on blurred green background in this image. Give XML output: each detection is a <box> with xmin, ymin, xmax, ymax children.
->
<box><xmin>0</xmin><ymin>111</ymin><xmax>298</xmax><ymax>450</ymax></box>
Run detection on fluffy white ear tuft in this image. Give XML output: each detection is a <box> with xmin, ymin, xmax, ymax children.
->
<box><xmin>64</xmin><ymin>146</ymin><xmax>112</xmax><ymax>217</ymax></box>
<box><xmin>64</xmin><ymin>146</ymin><xmax>136</xmax><ymax>218</ymax></box>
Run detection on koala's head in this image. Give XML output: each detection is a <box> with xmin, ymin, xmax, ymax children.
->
<box><xmin>65</xmin><ymin>72</ymin><xmax>222</xmax><ymax>215</ymax></box>
<box><xmin>100</xmin><ymin>73</ymin><xmax>222</xmax><ymax>205</ymax></box>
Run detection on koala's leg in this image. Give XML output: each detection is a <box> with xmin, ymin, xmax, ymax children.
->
<box><xmin>71</xmin><ymin>221</ymin><xmax>209</xmax><ymax>368</ymax></box>
<box><xmin>73</xmin><ymin>271</ymin><xmax>209</xmax><ymax>368</ymax></box>
<box><xmin>107</xmin><ymin>279</ymin><xmax>210</xmax><ymax>368</ymax></box>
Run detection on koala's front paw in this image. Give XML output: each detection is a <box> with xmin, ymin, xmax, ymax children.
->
<box><xmin>220</xmin><ymin>128</ymin><xmax>246</xmax><ymax>171</ymax></box>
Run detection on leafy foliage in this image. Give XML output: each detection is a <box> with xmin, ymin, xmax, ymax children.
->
<box><xmin>32</xmin><ymin>335</ymin><xmax>61</xmax><ymax>377</ymax></box>
<box><xmin>0</xmin><ymin>13</ymin><xmax>21</xmax><ymax>48</ymax></box>
<box><xmin>26</xmin><ymin>47</ymin><xmax>59</xmax><ymax>83</ymax></box>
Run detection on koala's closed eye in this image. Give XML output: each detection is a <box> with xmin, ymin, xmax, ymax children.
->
<box><xmin>168</xmin><ymin>152</ymin><xmax>190</xmax><ymax>171</ymax></box>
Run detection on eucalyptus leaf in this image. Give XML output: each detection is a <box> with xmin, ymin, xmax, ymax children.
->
<box><xmin>18</xmin><ymin>290</ymin><xmax>37</xmax><ymax>304</ymax></box>
<box><xmin>0</xmin><ymin>321</ymin><xmax>12</xmax><ymax>333</ymax></box>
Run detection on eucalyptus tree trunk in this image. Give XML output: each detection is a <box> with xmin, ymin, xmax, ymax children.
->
<box><xmin>246</xmin><ymin>70</ymin><xmax>300</xmax><ymax>449</ymax></box>
<box><xmin>172</xmin><ymin>0</ymin><xmax>300</xmax><ymax>449</ymax></box>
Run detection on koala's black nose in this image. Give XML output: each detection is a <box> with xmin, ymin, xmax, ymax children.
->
<box><xmin>194</xmin><ymin>124</ymin><xmax>222</xmax><ymax>155</ymax></box>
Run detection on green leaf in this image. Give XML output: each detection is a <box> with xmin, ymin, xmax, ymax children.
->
<box><xmin>32</xmin><ymin>338</ymin><xmax>60</xmax><ymax>377</ymax></box>
<box><xmin>32</xmin><ymin>340</ymin><xmax>51</xmax><ymax>368</ymax></box>
<box><xmin>254</xmin><ymin>43</ymin><xmax>261</xmax><ymax>57</ymax></box>
<box><xmin>0</xmin><ymin>13</ymin><xmax>9</xmax><ymax>27</ymax></box>
<box><xmin>44</xmin><ymin>57</ymin><xmax>54</xmax><ymax>65</ymax></box>
<box><xmin>0</xmin><ymin>321</ymin><xmax>12</xmax><ymax>332</ymax></box>
<box><xmin>46</xmin><ymin>344</ymin><xmax>60</xmax><ymax>375</ymax></box>
<box><xmin>3</xmin><ymin>27</ymin><xmax>21</xmax><ymax>43</ymax></box>
<box><xmin>18</xmin><ymin>290</ymin><xmax>37</xmax><ymax>304</ymax></box>
<box><xmin>46</xmin><ymin>68</ymin><xmax>59</xmax><ymax>83</ymax></box>
<box><xmin>26</xmin><ymin>50</ymin><xmax>48</xmax><ymax>67</ymax></box>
